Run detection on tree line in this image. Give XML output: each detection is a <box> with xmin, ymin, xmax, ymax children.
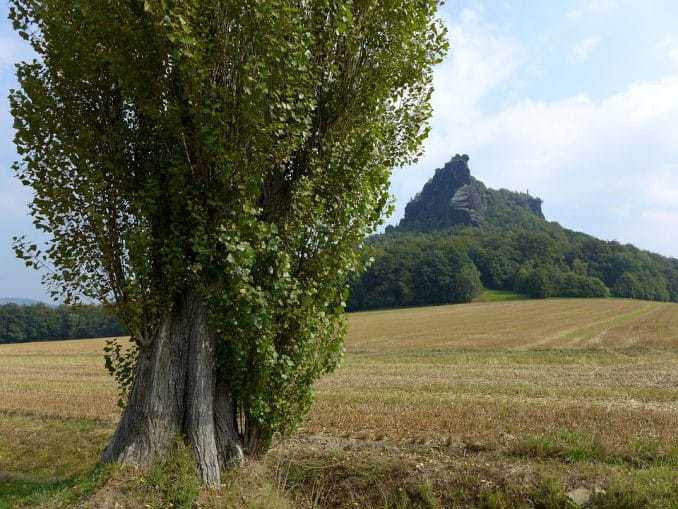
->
<box><xmin>0</xmin><ymin>303</ymin><xmax>125</xmax><ymax>343</ymax></box>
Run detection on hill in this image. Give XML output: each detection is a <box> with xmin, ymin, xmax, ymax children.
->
<box><xmin>1</xmin><ymin>299</ymin><xmax>676</xmax><ymax>507</ymax></box>
<box><xmin>349</xmin><ymin>155</ymin><xmax>678</xmax><ymax>311</ymax></box>
<box><xmin>0</xmin><ymin>297</ymin><xmax>46</xmax><ymax>306</ymax></box>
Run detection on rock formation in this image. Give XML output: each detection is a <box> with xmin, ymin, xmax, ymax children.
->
<box><xmin>398</xmin><ymin>154</ymin><xmax>544</xmax><ymax>231</ymax></box>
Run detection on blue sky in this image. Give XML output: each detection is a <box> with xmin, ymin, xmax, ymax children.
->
<box><xmin>2</xmin><ymin>0</ymin><xmax>678</xmax><ymax>300</ymax></box>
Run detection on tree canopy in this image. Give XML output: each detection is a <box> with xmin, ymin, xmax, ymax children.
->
<box><xmin>10</xmin><ymin>0</ymin><xmax>447</xmax><ymax>485</ymax></box>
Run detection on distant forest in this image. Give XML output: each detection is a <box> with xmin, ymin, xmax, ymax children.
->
<box><xmin>0</xmin><ymin>304</ymin><xmax>125</xmax><ymax>343</ymax></box>
<box><xmin>348</xmin><ymin>156</ymin><xmax>678</xmax><ymax>311</ymax></box>
<box><xmin>348</xmin><ymin>226</ymin><xmax>678</xmax><ymax>311</ymax></box>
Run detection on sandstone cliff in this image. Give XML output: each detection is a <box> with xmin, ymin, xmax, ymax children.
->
<box><xmin>398</xmin><ymin>154</ymin><xmax>544</xmax><ymax>231</ymax></box>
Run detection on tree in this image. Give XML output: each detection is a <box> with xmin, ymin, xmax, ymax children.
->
<box><xmin>514</xmin><ymin>263</ymin><xmax>556</xmax><ymax>299</ymax></box>
<box><xmin>413</xmin><ymin>249</ymin><xmax>454</xmax><ymax>305</ymax></box>
<box><xmin>612</xmin><ymin>272</ymin><xmax>642</xmax><ymax>299</ymax></box>
<box><xmin>668</xmin><ymin>269</ymin><xmax>678</xmax><ymax>302</ymax></box>
<box><xmin>10</xmin><ymin>0</ymin><xmax>447</xmax><ymax>485</ymax></box>
<box><xmin>451</xmin><ymin>264</ymin><xmax>482</xmax><ymax>303</ymax></box>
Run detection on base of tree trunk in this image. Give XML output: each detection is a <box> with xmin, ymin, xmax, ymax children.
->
<box><xmin>101</xmin><ymin>290</ymin><xmax>242</xmax><ymax>487</ymax></box>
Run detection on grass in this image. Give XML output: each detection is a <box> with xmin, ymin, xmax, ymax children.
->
<box><xmin>474</xmin><ymin>289</ymin><xmax>528</xmax><ymax>302</ymax></box>
<box><xmin>0</xmin><ymin>298</ymin><xmax>677</xmax><ymax>507</ymax></box>
<box><xmin>0</xmin><ymin>414</ymin><xmax>112</xmax><ymax>508</ymax></box>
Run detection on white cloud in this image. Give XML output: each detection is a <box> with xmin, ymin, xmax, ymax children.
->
<box><xmin>638</xmin><ymin>165</ymin><xmax>678</xmax><ymax>208</ymax></box>
<box><xmin>390</xmin><ymin>9</ymin><xmax>526</xmax><ymax>211</ymax></box>
<box><xmin>432</xmin><ymin>9</ymin><xmax>525</xmax><ymax>118</ymax></box>
<box><xmin>390</xmin><ymin>9</ymin><xmax>678</xmax><ymax>257</ymax></box>
<box><xmin>448</xmin><ymin>77</ymin><xmax>678</xmax><ymax>254</ymax></box>
<box><xmin>571</xmin><ymin>35</ymin><xmax>603</xmax><ymax>62</ymax></box>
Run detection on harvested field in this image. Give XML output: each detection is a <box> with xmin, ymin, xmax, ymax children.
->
<box><xmin>1</xmin><ymin>298</ymin><xmax>677</xmax><ymax>508</ymax></box>
<box><xmin>345</xmin><ymin>298</ymin><xmax>678</xmax><ymax>352</ymax></box>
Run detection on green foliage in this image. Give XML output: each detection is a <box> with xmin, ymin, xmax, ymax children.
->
<box><xmin>0</xmin><ymin>303</ymin><xmax>125</xmax><ymax>343</ymax></box>
<box><xmin>389</xmin><ymin>481</ymin><xmax>442</xmax><ymax>509</ymax></box>
<box><xmin>513</xmin><ymin>429</ymin><xmax>607</xmax><ymax>463</ymax></box>
<box><xmin>103</xmin><ymin>338</ymin><xmax>138</xmax><ymax>408</ymax></box>
<box><xmin>589</xmin><ymin>470</ymin><xmax>678</xmax><ymax>509</ymax></box>
<box><xmin>348</xmin><ymin>235</ymin><xmax>482</xmax><ymax>310</ymax></box>
<box><xmin>207</xmin><ymin>217</ymin><xmax>350</xmax><ymax>447</ymax></box>
<box><xmin>9</xmin><ymin>0</ymin><xmax>447</xmax><ymax>454</ymax></box>
<box><xmin>514</xmin><ymin>263</ymin><xmax>559</xmax><ymax>299</ymax></box>
<box><xmin>455</xmin><ymin>265</ymin><xmax>483</xmax><ymax>303</ymax></box>
<box><xmin>559</xmin><ymin>272</ymin><xmax>610</xmax><ymax>298</ymax></box>
<box><xmin>613</xmin><ymin>271</ymin><xmax>670</xmax><ymax>301</ymax></box>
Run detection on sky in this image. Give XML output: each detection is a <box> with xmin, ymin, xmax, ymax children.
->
<box><xmin>1</xmin><ymin>1</ymin><xmax>678</xmax><ymax>301</ymax></box>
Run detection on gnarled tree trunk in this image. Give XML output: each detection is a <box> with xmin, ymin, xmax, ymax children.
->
<box><xmin>101</xmin><ymin>289</ymin><xmax>242</xmax><ymax>486</ymax></box>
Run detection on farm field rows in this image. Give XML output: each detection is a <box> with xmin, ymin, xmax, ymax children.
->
<box><xmin>1</xmin><ymin>298</ymin><xmax>677</xmax><ymax>508</ymax></box>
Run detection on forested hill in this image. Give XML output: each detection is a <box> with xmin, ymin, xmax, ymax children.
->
<box><xmin>349</xmin><ymin>155</ymin><xmax>678</xmax><ymax>311</ymax></box>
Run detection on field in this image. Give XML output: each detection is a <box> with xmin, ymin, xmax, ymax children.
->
<box><xmin>1</xmin><ymin>298</ymin><xmax>677</xmax><ymax>508</ymax></box>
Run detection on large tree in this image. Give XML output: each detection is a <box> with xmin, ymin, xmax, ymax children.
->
<box><xmin>9</xmin><ymin>0</ymin><xmax>447</xmax><ymax>485</ymax></box>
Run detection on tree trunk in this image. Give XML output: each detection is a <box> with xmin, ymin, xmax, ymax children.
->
<box><xmin>214</xmin><ymin>379</ymin><xmax>244</xmax><ymax>469</ymax></box>
<box><xmin>183</xmin><ymin>294</ymin><xmax>221</xmax><ymax>486</ymax></box>
<box><xmin>101</xmin><ymin>289</ymin><xmax>242</xmax><ymax>487</ymax></box>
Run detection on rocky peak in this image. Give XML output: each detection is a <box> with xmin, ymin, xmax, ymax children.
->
<box><xmin>398</xmin><ymin>154</ymin><xmax>483</xmax><ymax>230</ymax></box>
<box><xmin>397</xmin><ymin>154</ymin><xmax>545</xmax><ymax>232</ymax></box>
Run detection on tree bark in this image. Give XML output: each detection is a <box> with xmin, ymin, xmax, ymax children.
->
<box><xmin>183</xmin><ymin>295</ymin><xmax>221</xmax><ymax>486</ymax></box>
<box><xmin>102</xmin><ymin>289</ymin><xmax>242</xmax><ymax>487</ymax></box>
<box><xmin>214</xmin><ymin>379</ymin><xmax>244</xmax><ymax>469</ymax></box>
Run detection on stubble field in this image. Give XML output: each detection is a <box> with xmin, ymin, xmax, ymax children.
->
<box><xmin>1</xmin><ymin>298</ymin><xmax>677</xmax><ymax>508</ymax></box>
